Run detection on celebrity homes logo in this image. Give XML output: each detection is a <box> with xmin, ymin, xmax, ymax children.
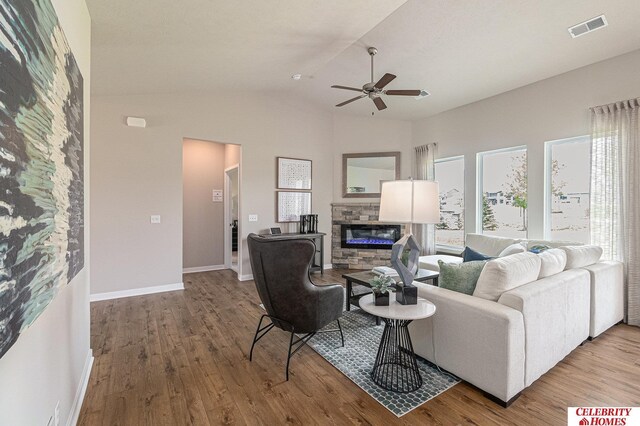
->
<box><xmin>568</xmin><ymin>407</ymin><xmax>639</xmax><ymax>425</ymax></box>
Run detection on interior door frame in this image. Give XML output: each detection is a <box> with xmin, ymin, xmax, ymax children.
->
<box><xmin>224</xmin><ymin>165</ymin><xmax>240</xmax><ymax>272</ymax></box>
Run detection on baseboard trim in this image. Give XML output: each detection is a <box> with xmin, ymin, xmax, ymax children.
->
<box><xmin>183</xmin><ymin>264</ymin><xmax>225</xmax><ymax>273</ymax></box>
<box><xmin>239</xmin><ymin>274</ymin><xmax>254</xmax><ymax>281</ymax></box>
<box><xmin>67</xmin><ymin>349</ymin><xmax>93</xmax><ymax>426</ymax></box>
<box><xmin>90</xmin><ymin>282</ymin><xmax>184</xmax><ymax>302</ymax></box>
<box><xmin>323</xmin><ymin>264</ymin><xmax>333</xmax><ymax>270</ymax></box>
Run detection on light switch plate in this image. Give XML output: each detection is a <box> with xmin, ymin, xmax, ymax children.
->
<box><xmin>248</xmin><ymin>214</ymin><xmax>258</xmax><ymax>222</ymax></box>
<box><xmin>150</xmin><ymin>215</ymin><xmax>161</xmax><ymax>224</ymax></box>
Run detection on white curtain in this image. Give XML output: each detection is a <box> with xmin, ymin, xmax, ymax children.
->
<box><xmin>414</xmin><ymin>143</ymin><xmax>437</xmax><ymax>255</ymax></box>
<box><xmin>590</xmin><ymin>98</ymin><xmax>640</xmax><ymax>326</ymax></box>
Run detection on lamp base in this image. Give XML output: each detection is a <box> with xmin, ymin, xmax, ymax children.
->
<box><xmin>395</xmin><ymin>282</ymin><xmax>418</xmax><ymax>305</ymax></box>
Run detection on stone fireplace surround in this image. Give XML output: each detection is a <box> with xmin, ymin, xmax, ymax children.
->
<box><xmin>332</xmin><ymin>202</ymin><xmax>398</xmax><ymax>269</ymax></box>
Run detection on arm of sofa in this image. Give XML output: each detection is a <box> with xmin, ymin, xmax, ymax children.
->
<box><xmin>498</xmin><ymin>269</ymin><xmax>590</xmax><ymax>387</ymax></box>
<box><xmin>581</xmin><ymin>261</ymin><xmax>624</xmax><ymax>338</ymax></box>
<box><xmin>409</xmin><ymin>282</ymin><xmax>525</xmax><ymax>403</ymax></box>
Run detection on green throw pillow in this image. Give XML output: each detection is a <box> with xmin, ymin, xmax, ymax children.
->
<box><xmin>437</xmin><ymin>260</ymin><xmax>488</xmax><ymax>295</ymax></box>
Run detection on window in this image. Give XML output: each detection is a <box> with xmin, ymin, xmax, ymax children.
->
<box><xmin>477</xmin><ymin>146</ymin><xmax>528</xmax><ymax>238</ymax></box>
<box><xmin>544</xmin><ymin>136</ymin><xmax>590</xmax><ymax>243</ymax></box>
<box><xmin>434</xmin><ymin>156</ymin><xmax>465</xmax><ymax>247</ymax></box>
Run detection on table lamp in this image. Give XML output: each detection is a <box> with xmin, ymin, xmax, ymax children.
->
<box><xmin>378</xmin><ymin>180</ymin><xmax>440</xmax><ymax>305</ymax></box>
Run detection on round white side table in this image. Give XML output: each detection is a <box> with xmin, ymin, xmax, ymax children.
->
<box><xmin>359</xmin><ymin>293</ymin><xmax>436</xmax><ymax>393</ymax></box>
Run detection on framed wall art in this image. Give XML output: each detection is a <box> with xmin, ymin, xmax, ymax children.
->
<box><xmin>277</xmin><ymin>191</ymin><xmax>312</xmax><ymax>223</ymax></box>
<box><xmin>277</xmin><ymin>157</ymin><xmax>312</xmax><ymax>190</ymax></box>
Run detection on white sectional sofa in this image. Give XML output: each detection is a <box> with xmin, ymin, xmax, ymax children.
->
<box><xmin>409</xmin><ymin>233</ymin><xmax>624</xmax><ymax>406</ymax></box>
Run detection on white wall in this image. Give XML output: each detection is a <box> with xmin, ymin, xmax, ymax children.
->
<box><xmin>91</xmin><ymin>93</ymin><xmax>334</xmax><ymax>290</ymax></box>
<box><xmin>0</xmin><ymin>0</ymin><xmax>92</xmax><ymax>425</ymax></box>
<box><xmin>412</xmin><ymin>49</ymin><xmax>640</xmax><ymax>240</ymax></box>
<box><xmin>333</xmin><ymin>114</ymin><xmax>413</xmax><ymax>202</ymax></box>
<box><xmin>182</xmin><ymin>138</ymin><xmax>226</xmax><ymax>269</ymax></box>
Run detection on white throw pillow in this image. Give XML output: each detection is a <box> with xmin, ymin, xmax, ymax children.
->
<box><xmin>537</xmin><ymin>248</ymin><xmax>567</xmax><ymax>278</ymax></box>
<box><xmin>473</xmin><ymin>252</ymin><xmax>542</xmax><ymax>301</ymax></box>
<box><xmin>465</xmin><ymin>233</ymin><xmax>520</xmax><ymax>257</ymax></box>
<box><xmin>560</xmin><ymin>245</ymin><xmax>603</xmax><ymax>269</ymax></box>
<box><xmin>498</xmin><ymin>242</ymin><xmax>527</xmax><ymax>257</ymax></box>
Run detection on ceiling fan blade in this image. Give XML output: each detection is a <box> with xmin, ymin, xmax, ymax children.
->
<box><xmin>374</xmin><ymin>73</ymin><xmax>396</xmax><ymax>90</ymax></box>
<box><xmin>373</xmin><ymin>97</ymin><xmax>387</xmax><ymax>111</ymax></box>
<box><xmin>385</xmin><ymin>90</ymin><xmax>422</xmax><ymax>96</ymax></box>
<box><xmin>336</xmin><ymin>95</ymin><xmax>367</xmax><ymax>107</ymax></box>
<box><xmin>331</xmin><ymin>85</ymin><xmax>363</xmax><ymax>92</ymax></box>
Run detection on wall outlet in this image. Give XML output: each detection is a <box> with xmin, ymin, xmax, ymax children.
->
<box><xmin>248</xmin><ymin>214</ymin><xmax>258</xmax><ymax>222</ymax></box>
<box><xmin>54</xmin><ymin>401</ymin><xmax>60</xmax><ymax>426</ymax></box>
<box><xmin>150</xmin><ymin>215</ymin><xmax>161</xmax><ymax>224</ymax></box>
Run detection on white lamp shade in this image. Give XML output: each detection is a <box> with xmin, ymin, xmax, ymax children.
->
<box><xmin>378</xmin><ymin>180</ymin><xmax>440</xmax><ymax>224</ymax></box>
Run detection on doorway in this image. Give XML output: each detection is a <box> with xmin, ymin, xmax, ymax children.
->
<box><xmin>225</xmin><ymin>165</ymin><xmax>240</xmax><ymax>272</ymax></box>
<box><xmin>182</xmin><ymin>138</ymin><xmax>241</xmax><ymax>276</ymax></box>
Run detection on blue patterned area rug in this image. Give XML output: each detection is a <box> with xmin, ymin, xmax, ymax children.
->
<box><xmin>307</xmin><ymin>308</ymin><xmax>460</xmax><ymax>417</ymax></box>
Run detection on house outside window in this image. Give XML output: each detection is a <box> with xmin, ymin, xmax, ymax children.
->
<box><xmin>544</xmin><ymin>136</ymin><xmax>591</xmax><ymax>243</ymax></box>
<box><xmin>477</xmin><ymin>146</ymin><xmax>528</xmax><ymax>238</ymax></box>
<box><xmin>434</xmin><ymin>156</ymin><xmax>465</xmax><ymax>248</ymax></box>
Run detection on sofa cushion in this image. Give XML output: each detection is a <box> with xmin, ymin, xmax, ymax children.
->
<box><xmin>438</xmin><ymin>260</ymin><xmax>487</xmax><ymax>295</ymax></box>
<box><xmin>537</xmin><ymin>248</ymin><xmax>567</xmax><ymax>278</ymax></box>
<box><xmin>462</xmin><ymin>246</ymin><xmax>494</xmax><ymax>262</ymax></box>
<box><xmin>466</xmin><ymin>233</ymin><xmax>520</xmax><ymax>257</ymax></box>
<box><xmin>418</xmin><ymin>255</ymin><xmax>463</xmax><ymax>272</ymax></box>
<box><xmin>473</xmin><ymin>252</ymin><xmax>542</xmax><ymax>301</ymax></box>
<box><xmin>498</xmin><ymin>243</ymin><xmax>527</xmax><ymax>257</ymax></box>
<box><xmin>560</xmin><ymin>245</ymin><xmax>603</xmax><ymax>269</ymax></box>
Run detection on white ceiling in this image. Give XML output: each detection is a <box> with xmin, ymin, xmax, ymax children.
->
<box><xmin>88</xmin><ymin>0</ymin><xmax>407</xmax><ymax>94</ymax></box>
<box><xmin>88</xmin><ymin>0</ymin><xmax>640</xmax><ymax>120</ymax></box>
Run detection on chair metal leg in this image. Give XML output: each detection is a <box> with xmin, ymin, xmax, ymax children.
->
<box><xmin>249</xmin><ymin>314</ymin><xmax>344</xmax><ymax>381</ymax></box>
<box><xmin>336</xmin><ymin>318</ymin><xmax>345</xmax><ymax>347</ymax></box>
<box><xmin>285</xmin><ymin>331</ymin><xmax>316</xmax><ymax>381</ymax></box>
<box><xmin>285</xmin><ymin>329</ymin><xmax>296</xmax><ymax>381</ymax></box>
<box><xmin>249</xmin><ymin>314</ymin><xmax>275</xmax><ymax>362</ymax></box>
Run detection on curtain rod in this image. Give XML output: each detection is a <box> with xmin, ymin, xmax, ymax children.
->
<box><xmin>590</xmin><ymin>97</ymin><xmax>640</xmax><ymax>111</ymax></box>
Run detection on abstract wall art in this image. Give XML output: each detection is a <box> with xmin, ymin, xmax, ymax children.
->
<box><xmin>277</xmin><ymin>191</ymin><xmax>311</xmax><ymax>223</ymax></box>
<box><xmin>0</xmin><ymin>0</ymin><xmax>84</xmax><ymax>358</ymax></box>
<box><xmin>277</xmin><ymin>157</ymin><xmax>312</xmax><ymax>190</ymax></box>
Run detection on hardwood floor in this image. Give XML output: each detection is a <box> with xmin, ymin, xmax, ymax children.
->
<box><xmin>78</xmin><ymin>269</ymin><xmax>640</xmax><ymax>425</ymax></box>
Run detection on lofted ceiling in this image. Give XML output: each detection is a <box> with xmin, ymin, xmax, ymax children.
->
<box><xmin>88</xmin><ymin>0</ymin><xmax>408</xmax><ymax>94</ymax></box>
<box><xmin>88</xmin><ymin>0</ymin><xmax>640</xmax><ymax>119</ymax></box>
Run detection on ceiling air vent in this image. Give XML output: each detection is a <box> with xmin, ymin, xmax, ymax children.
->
<box><xmin>569</xmin><ymin>15</ymin><xmax>608</xmax><ymax>38</ymax></box>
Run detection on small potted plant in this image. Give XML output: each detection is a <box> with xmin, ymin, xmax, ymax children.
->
<box><xmin>370</xmin><ymin>274</ymin><xmax>394</xmax><ymax>306</ymax></box>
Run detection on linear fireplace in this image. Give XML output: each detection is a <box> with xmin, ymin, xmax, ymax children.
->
<box><xmin>340</xmin><ymin>224</ymin><xmax>401</xmax><ymax>250</ymax></box>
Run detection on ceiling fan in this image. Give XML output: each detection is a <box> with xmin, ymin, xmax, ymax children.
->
<box><xmin>331</xmin><ymin>47</ymin><xmax>422</xmax><ymax>111</ymax></box>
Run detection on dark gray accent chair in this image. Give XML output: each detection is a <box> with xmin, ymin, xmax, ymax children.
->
<box><xmin>247</xmin><ymin>233</ymin><xmax>344</xmax><ymax>380</ymax></box>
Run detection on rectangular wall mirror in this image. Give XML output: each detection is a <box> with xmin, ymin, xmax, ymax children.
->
<box><xmin>342</xmin><ymin>152</ymin><xmax>401</xmax><ymax>198</ymax></box>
